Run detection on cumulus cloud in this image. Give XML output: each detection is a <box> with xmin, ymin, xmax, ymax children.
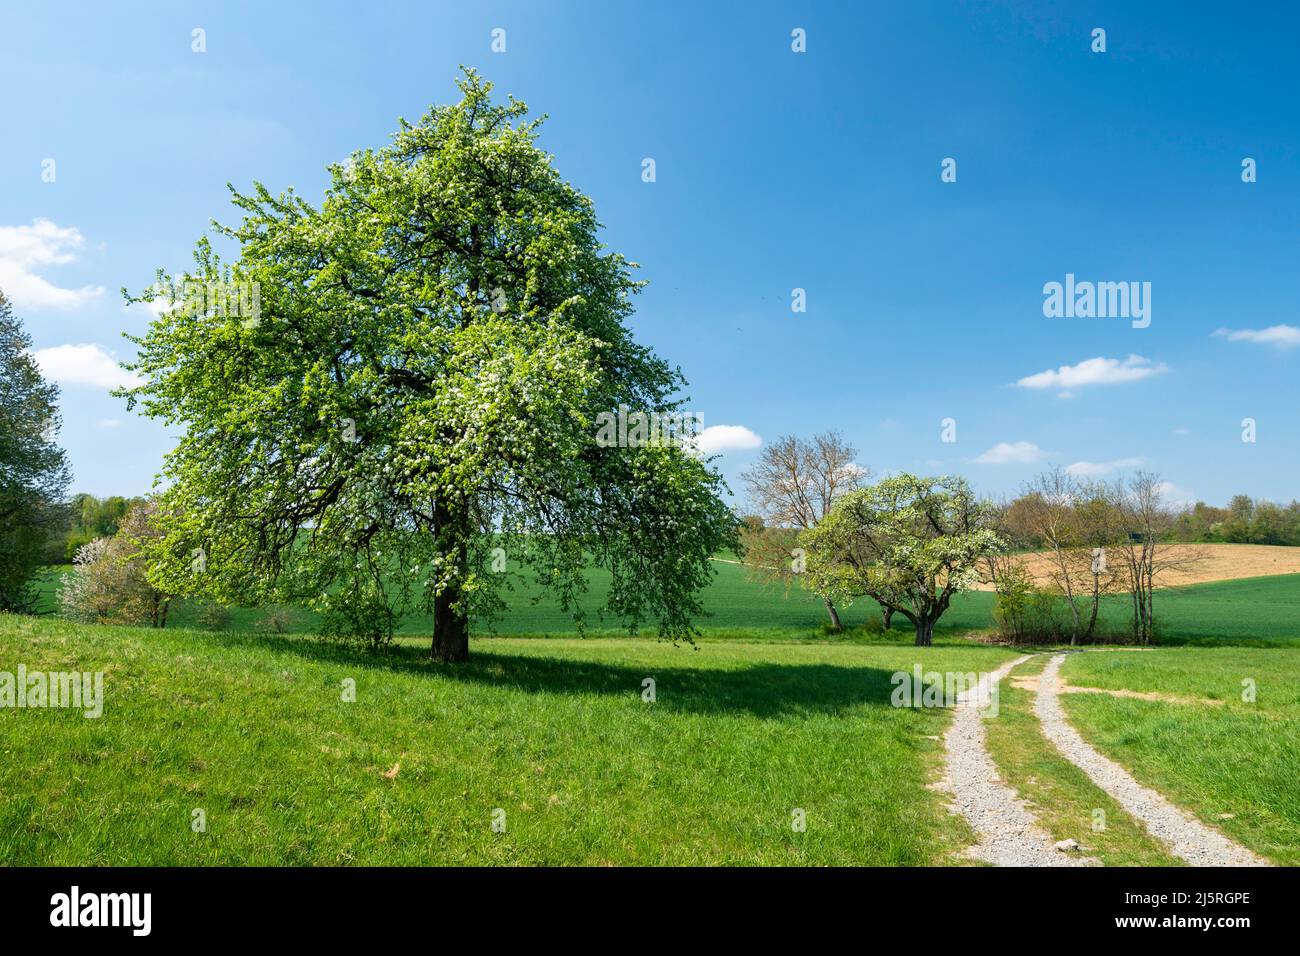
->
<box><xmin>1015</xmin><ymin>355</ymin><xmax>1167</xmax><ymax>391</ymax></box>
<box><xmin>0</xmin><ymin>219</ymin><xmax>104</xmax><ymax>309</ymax></box>
<box><xmin>1213</xmin><ymin>325</ymin><xmax>1300</xmax><ymax>349</ymax></box>
<box><xmin>691</xmin><ymin>424</ymin><xmax>762</xmax><ymax>455</ymax></box>
<box><xmin>1156</xmin><ymin>480</ymin><xmax>1196</xmax><ymax>508</ymax></box>
<box><xmin>1064</xmin><ymin>457</ymin><xmax>1145</xmax><ymax>477</ymax></box>
<box><xmin>32</xmin><ymin>344</ymin><xmax>143</xmax><ymax>390</ymax></box>
<box><xmin>973</xmin><ymin>441</ymin><xmax>1046</xmax><ymax>465</ymax></box>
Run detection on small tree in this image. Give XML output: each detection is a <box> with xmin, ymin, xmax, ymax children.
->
<box><xmin>1106</xmin><ymin>473</ymin><xmax>1201</xmax><ymax>645</ymax></box>
<box><xmin>59</xmin><ymin>538</ymin><xmax>118</xmax><ymax>624</ymax></box>
<box><xmin>740</xmin><ymin>432</ymin><xmax>866</xmax><ymax>629</ymax></box>
<box><xmin>1017</xmin><ymin>469</ymin><xmax>1121</xmax><ymax>644</ymax></box>
<box><xmin>59</xmin><ymin>502</ymin><xmax>174</xmax><ymax>627</ymax></box>
<box><xmin>803</xmin><ymin>474</ymin><xmax>1003</xmax><ymax>646</ymax></box>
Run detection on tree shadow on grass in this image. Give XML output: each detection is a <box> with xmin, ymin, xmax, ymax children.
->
<box><xmin>190</xmin><ymin>629</ymin><xmax>918</xmax><ymax>719</ymax></box>
<box><xmin>433</xmin><ymin>653</ymin><xmax>907</xmax><ymax>719</ymax></box>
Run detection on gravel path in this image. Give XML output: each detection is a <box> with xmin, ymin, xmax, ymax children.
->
<box><xmin>941</xmin><ymin>655</ymin><xmax>1095</xmax><ymax>866</ymax></box>
<box><xmin>1035</xmin><ymin>653</ymin><xmax>1270</xmax><ymax>867</ymax></box>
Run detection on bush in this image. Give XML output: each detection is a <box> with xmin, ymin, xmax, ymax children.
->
<box><xmin>993</xmin><ymin>566</ymin><xmax>1074</xmax><ymax>644</ymax></box>
<box><xmin>256</xmin><ymin>607</ymin><xmax>303</xmax><ymax>635</ymax></box>
<box><xmin>59</xmin><ymin>538</ymin><xmax>118</xmax><ymax>623</ymax></box>
<box><xmin>194</xmin><ymin>600</ymin><xmax>232</xmax><ymax>631</ymax></box>
<box><xmin>58</xmin><ymin>503</ymin><xmax>173</xmax><ymax>627</ymax></box>
<box><xmin>316</xmin><ymin>581</ymin><xmax>396</xmax><ymax>651</ymax></box>
<box><xmin>992</xmin><ymin>564</ymin><xmax>1033</xmax><ymax>641</ymax></box>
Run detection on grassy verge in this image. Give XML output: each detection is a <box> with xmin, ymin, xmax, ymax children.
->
<box><xmin>0</xmin><ymin>614</ymin><xmax>1018</xmax><ymax>865</ymax></box>
<box><xmin>1059</xmin><ymin>649</ymin><xmax>1300</xmax><ymax>865</ymax></box>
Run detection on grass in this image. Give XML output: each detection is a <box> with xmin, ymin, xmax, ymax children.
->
<box><xmin>1059</xmin><ymin>648</ymin><xmax>1300</xmax><ymax>865</ymax></box>
<box><xmin>0</xmin><ymin>613</ymin><xmax>1021</xmax><ymax>865</ymax></box>
<box><xmin>15</xmin><ymin>560</ymin><xmax>1300</xmax><ymax>866</ymax></box>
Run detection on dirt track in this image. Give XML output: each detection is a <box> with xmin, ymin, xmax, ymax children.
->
<box><xmin>974</xmin><ymin>543</ymin><xmax>1300</xmax><ymax>591</ymax></box>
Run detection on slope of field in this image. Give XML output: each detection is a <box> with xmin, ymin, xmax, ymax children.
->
<box><xmin>973</xmin><ymin>543</ymin><xmax>1300</xmax><ymax>591</ymax></box>
<box><xmin>0</xmin><ymin>615</ymin><xmax>1017</xmax><ymax>865</ymax></box>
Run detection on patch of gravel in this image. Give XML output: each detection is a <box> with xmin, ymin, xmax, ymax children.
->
<box><xmin>1035</xmin><ymin>653</ymin><xmax>1270</xmax><ymax>867</ymax></box>
<box><xmin>941</xmin><ymin>654</ymin><xmax>1096</xmax><ymax>867</ymax></box>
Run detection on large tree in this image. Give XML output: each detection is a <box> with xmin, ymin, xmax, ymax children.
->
<box><xmin>0</xmin><ymin>289</ymin><xmax>71</xmax><ymax>611</ymax></box>
<box><xmin>740</xmin><ymin>432</ymin><xmax>865</xmax><ymax>629</ymax></box>
<box><xmin>122</xmin><ymin>71</ymin><xmax>737</xmax><ymax>660</ymax></box>
<box><xmin>802</xmin><ymin>474</ymin><xmax>1002</xmax><ymax>646</ymax></box>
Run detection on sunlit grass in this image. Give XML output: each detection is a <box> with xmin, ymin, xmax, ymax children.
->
<box><xmin>1060</xmin><ymin>649</ymin><xmax>1300</xmax><ymax>865</ymax></box>
<box><xmin>0</xmin><ymin>614</ymin><xmax>1019</xmax><ymax>865</ymax></box>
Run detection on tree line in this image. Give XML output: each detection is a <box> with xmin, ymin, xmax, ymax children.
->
<box><xmin>741</xmin><ymin>433</ymin><xmax>1199</xmax><ymax>646</ymax></box>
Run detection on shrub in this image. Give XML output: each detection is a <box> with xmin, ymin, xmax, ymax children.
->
<box><xmin>58</xmin><ymin>503</ymin><xmax>173</xmax><ymax>627</ymax></box>
<box><xmin>59</xmin><ymin>538</ymin><xmax>118</xmax><ymax>623</ymax></box>
<box><xmin>316</xmin><ymin>580</ymin><xmax>396</xmax><ymax>651</ymax></box>
<box><xmin>194</xmin><ymin>600</ymin><xmax>232</xmax><ymax>631</ymax></box>
<box><xmin>257</xmin><ymin>607</ymin><xmax>303</xmax><ymax>635</ymax></box>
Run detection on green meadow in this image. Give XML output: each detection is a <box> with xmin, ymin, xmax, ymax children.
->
<box><xmin>30</xmin><ymin>561</ymin><xmax>1300</xmax><ymax>646</ymax></box>
<box><xmin>0</xmin><ymin>614</ymin><xmax>1016</xmax><ymax>865</ymax></box>
<box><xmin>5</xmin><ymin>565</ymin><xmax>1298</xmax><ymax>865</ymax></box>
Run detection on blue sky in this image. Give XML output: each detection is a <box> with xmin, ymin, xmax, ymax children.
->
<box><xmin>4</xmin><ymin>1</ymin><xmax>1299</xmax><ymax>507</ymax></box>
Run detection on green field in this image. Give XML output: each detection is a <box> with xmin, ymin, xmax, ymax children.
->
<box><xmin>32</xmin><ymin>561</ymin><xmax>1300</xmax><ymax>646</ymax></box>
<box><xmin>5</xmin><ymin>572</ymin><xmax>1299</xmax><ymax>864</ymax></box>
<box><xmin>0</xmin><ymin>614</ymin><xmax>1015</xmax><ymax>865</ymax></box>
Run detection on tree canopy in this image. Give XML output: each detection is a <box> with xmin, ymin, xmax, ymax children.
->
<box><xmin>0</xmin><ymin>288</ymin><xmax>70</xmax><ymax>611</ymax></box>
<box><xmin>122</xmin><ymin>70</ymin><xmax>737</xmax><ymax>660</ymax></box>
<box><xmin>802</xmin><ymin>474</ymin><xmax>1003</xmax><ymax>645</ymax></box>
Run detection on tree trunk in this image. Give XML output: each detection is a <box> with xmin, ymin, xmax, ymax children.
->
<box><xmin>432</xmin><ymin>496</ymin><xmax>471</xmax><ymax>662</ymax></box>
<box><xmin>882</xmin><ymin>606</ymin><xmax>894</xmax><ymax>630</ymax></box>
<box><xmin>432</xmin><ymin>584</ymin><xmax>470</xmax><ymax>662</ymax></box>
<box><xmin>1084</xmin><ymin>576</ymin><xmax>1100</xmax><ymax>642</ymax></box>
<box><xmin>914</xmin><ymin>617</ymin><xmax>934</xmax><ymax>647</ymax></box>
<box><xmin>823</xmin><ymin>598</ymin><xmax>842</xmax><ymax>631</ymax></box>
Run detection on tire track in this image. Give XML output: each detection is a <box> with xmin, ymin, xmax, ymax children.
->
<box><xmin>941</xmin><ymin>654</ymin><xmax>1095</xmax><ymax>866</ymax></box>
<box><xmin>1034</xmin><ymin>653</ymin><xmax>1270</xmax><ymax>867</ymax></box>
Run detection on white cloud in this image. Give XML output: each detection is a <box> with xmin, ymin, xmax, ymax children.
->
<box><xmin>0</xmin><ymin>219</ymin><xmax>104</xmax><ymax>309</ymax></box>
<box><xmin>1213</xmin><ymin>325</ymin><xmax>1300</xmax><ymax>349</ymax></box>
<box><xmin>98</xmin><ymin>418</ymin><xmax>121</xmax><ymax>428</ymax></box>
<box><xmin>32</xmin><ymin>344</ymin><xmax>143</xmax><ymax>389</ymax></box>
<box><xmin>124</xmin><ymin>295</ymin><xmax>173</xmax><ymax>321</ymax></box>
<box><xmin>973</xmin><ymin>441</ymin><xmax>1046</xmax><ymax>465</ymax></box>
<box><xmin>1173</xmin><ymin>427</ymin><xmax>1191</xmax><ymax>436</ymax></box>
<box><xmin>1156</xmin><ymin>480</ymin><xmax>1196</xmax><ymax>508</ymax></box>
<box><xmin>1064</xmin><ymin>457</ymin><xmax>1145</xmax><ymax>477</ymax></box>
<box><xmin>691</xmin><ymin>424</ymin><xmax>762</xmax><ymax>455</ymax></box>
<box><xmin>1015</xmin><ymin>355</ymin><xmax>1167</xmax><ymax>391</ymax></box>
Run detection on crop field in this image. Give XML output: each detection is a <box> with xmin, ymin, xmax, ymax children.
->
<box><xmin>973</xmin><ymin>543</ymin><xmax>1300</xmax><ymax>590</ymax></box>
